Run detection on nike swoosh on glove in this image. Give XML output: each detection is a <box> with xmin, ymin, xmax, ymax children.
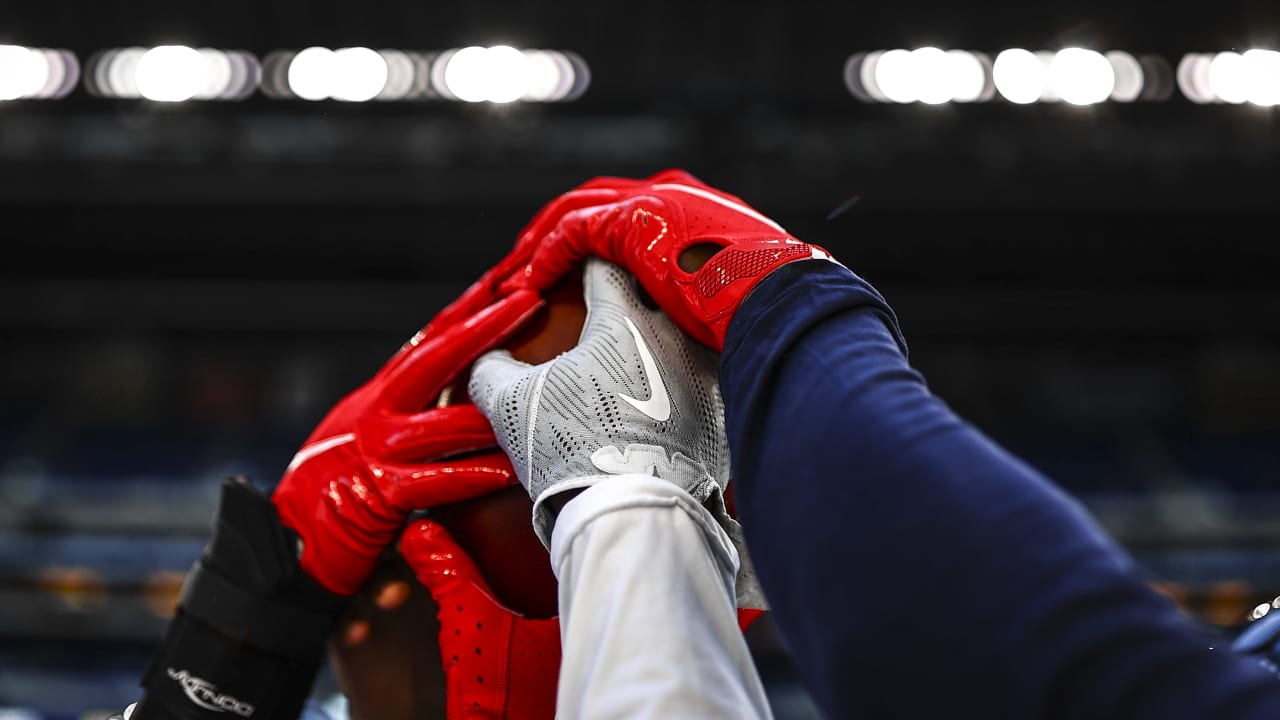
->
<box><xmin>272</xmin><ymin>290</ymin><xmax>542</xmax><ymax>595</ymax></box>
<box><xmin>470</xmin><ymin>258</ymin><xmax>766</xmax><ymax>610</ymax></box>
<box><xmin>499</xmin><ymin>168</ymin><xmax>838</xmax><ymax>349</ymax></box>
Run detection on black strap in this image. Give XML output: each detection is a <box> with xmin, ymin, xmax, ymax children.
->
<box><xmin>178</xmin><ymin>560</ymin><xmax>335</xmax><ymax>663</ymax></box>
<box><xmin>133</xmin><ymin>611</ymin><xmax>319</xmax><ymax>720</ymax></box>
<box><xmin>131</xmin><ymin>477</ymin><xmax>349</xmax><ymax>719</ymax></box>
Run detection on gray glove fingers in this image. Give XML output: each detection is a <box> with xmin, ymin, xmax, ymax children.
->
<box><xmin>578</xmin><ymin>256</ymin><xmax>672</xmax><ymax>344</ymax></box>
<box><xmin>468</xmin><ymin>348</ymin><xmax>542</xmax><ymax>477</ymax></box>
<box><xmin>468</xmin><ymin>348</ymin><xmax>535</xmax><ymax>411</ymax></box>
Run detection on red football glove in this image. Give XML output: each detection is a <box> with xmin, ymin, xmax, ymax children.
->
<box><xmin>400</xmin><ymin>518</ymin><xmax>561</xmax><ymax>720</ymax></box>
<box><xmin>498</xmin><ymin>168</ymin><xmax>836</xmax><ymax>349</ymax></box>
<box><xmin>421</xmin><ymin>178</ymin><xmax>646</xmax><ymax>340</ymax></box>
<box><xmin>272</xmin><ymin>290</ymin><xmax>542</xmax><ymax>595</ymax></box>
<box><xmin>398</xmin><ymin>517</ymin><xmax>766</xmax><ymax>720</ymax></box>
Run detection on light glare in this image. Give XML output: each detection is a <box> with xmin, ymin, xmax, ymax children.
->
<box><xmin>136</xmin><ymin>45</ymin><xmax>206</xmax><ymax>102</ymax></box>
<box><xmin>874</xmin><ymin>49</ymin><xmax>916</xmax><ymax>103</ymax></box>
<box><xmin>947</xmin><ymin>50</ymin><xmax>987</xmax><ymax>102</ymax></box>
<box><xmin>331</xmin><ymin>47</ymin><xmax>388</xmax><ymax>102</ymax></box>
<box><xmin>522</xmin><ymin>50</ymin><xmax>564</xmax><ymax>101</ymax></box>
<box><xmin>377</xmin><ymin>50</ymin><xmax>415</xmax><ymax>100</ymax></box>
<box><xmin>442</xmin><ymin>46</ymin><xmax>492</xmax><ymax>102</ymax></box>
<box><xmin>484</xmin><ymin>45</ymin><xmax>530</xmax><ymax>103</ymax></box>
<box><xmin>1105</xmin><ymin>51</ymin><xmax>1144</xmax><ymax>102</ymax></box>
<box><xmin>1207</xmin><ymin>52</ymin><xmax>1247</xmax><ymax>104</ymax></box>
<box><xmin>0</xmin><ymin>45</ymin><xmax>50</xmax><ymax>100</ymax></box>
<box><xmin>1242</xmin><ymin>49</ymin><xmax>1280</xmax><ymax>106</ymax></box>
<box><xmin>1177</xmin><ymin>54</ymin><xmax>1215</xmax><ymax>103</ymax></box>
<box><xmin>992</xmin><ymin>48</ymin><xmax>1046</xmax><ymax>104</ymax></box>
<box><xmin>1049</xmin><ymin>48</ymin><xmax>1115</xmax><ymax>105</ymax></box>
<box><xmin>109</xmin><ymin>48</ymin><xmax>146</xmax><ymax>98</ymax></box>
<box><xmin>439</xmin><ymin>45</ymin><xmax>535</xmax><ymax>103</ymax></box>
<box><xmin>909</xmin><ymin>47</ymin><xmax>953</xmax><ymax>105</ymax></box>
<box><xmin>194</xmin><ymin>49</ymin><xmax>232</xmax><ymax>100</ymax></box>
<box><xmin>288</xmin><ymin>47</ymin><xmax>335</xmax><ymax>101</ymax></box>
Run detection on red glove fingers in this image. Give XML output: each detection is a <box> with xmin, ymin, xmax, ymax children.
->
<box><xmin>420</xmin><ymin>185</ymin><xmax>634</xmax><ymax>342</ymax></box>
<box><xmin>380</xmin><ymin>450</ymin><xmax>517</xmax><ymax>510</ymax></box>
<box><xmin>272</xmin><ymin>289</ymin><xmax>542</xmax><ymax>596</ymax></box>
<box><xmin>376</xmin><ymin>404</ymin><xmax>495</xmax><ymax>461</ymax></box>
<box><xmin>376</xmin><ymin>290</ymin><xmax>542</xmax><ymax>412</ymax></box>
<box><xmin>498</xmin><ymin>168</ymin><xmax>833</xmax><ymax>349</ymax></box>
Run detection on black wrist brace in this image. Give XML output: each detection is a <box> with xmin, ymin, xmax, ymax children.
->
<box><xmin>132</xmin><ymin>477</ymin><xmax>348</xmax><ymax>719</ymax></box>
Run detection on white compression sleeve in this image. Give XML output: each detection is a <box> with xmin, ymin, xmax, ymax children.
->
<box><xmin>549</xmin><ymin>473</ymin><xmax>773</xmax><ymax>720</ymax></box>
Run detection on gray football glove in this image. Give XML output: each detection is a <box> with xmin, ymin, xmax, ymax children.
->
<box><xmin>470</xmin><ymin>256</ymin><xmax>731</xmax><ymax>541</ymax></box>
<box><xmin>469</xmin><ymin>258</ymin><xmax>766</xmax><ymax>609</ymax></box>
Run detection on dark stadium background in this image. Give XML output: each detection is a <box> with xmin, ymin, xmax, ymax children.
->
<box><xmin>4</xmin><ymin>0</ymin><xmax>1280</xmax><ymax>717</ymax></box>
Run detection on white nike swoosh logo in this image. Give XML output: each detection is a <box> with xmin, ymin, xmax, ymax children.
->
<box><xmin>617</xmin><ymin>316</ymin><xmax>672</xmax><ymax>422</ymax></box>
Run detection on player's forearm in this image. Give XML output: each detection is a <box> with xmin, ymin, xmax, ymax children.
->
<box><xmin>549</xmin><ymin>475</ymin><xmax>773</xmax><ymax>720</ymax></box>
<box><xmin>720</xmin><ymin>260</ymin><xmax>1280</xmax><ymax>719</ymax></box>
<box><xmin>132</xmin><ymin>478</ymin><xmax>345</xmax><ymax>720</ymax></box>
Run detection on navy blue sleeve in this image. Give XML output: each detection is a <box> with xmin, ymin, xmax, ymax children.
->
<box><xmin>721</xmin><ymin>260</ymin><xmax>1280</xmax><ymax>719</ymax></box>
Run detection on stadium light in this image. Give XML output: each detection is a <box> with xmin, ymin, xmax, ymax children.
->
<box><xmin>376</xmin><ymin>50</ymin><xmax>415</xmax><ymax>100</ymax></box>
<box><xmin>948</xmin><ymin>50</ymin><xmax>991</xmax><ymax>103</ymax></box>
<box><xmin>1049</xmin><ymin>48</ymin><xmax>1115</xmax><ymax>105</ymax></box>
<box><xmin>85</xmin><ymin>46</ymin><xmax>257</xmax><ymax>101</ymax></box>
<box><xmin>0</xmin><ymin>44</ymin><xmax>51</xmax><ymax>100</ymax></box>
<box><xmin>108</xmin><ymin>47</ymin><xmax>146</xmax><ymax>98</ymax></box>
<box><xmin>909</xmin><ymin>47</ymin><xmax>953</xmax><ymax>104</ymax></box>
<box><xmin>220</xmin><ymin>50</ymin><xmax>260</xmax><ymax>100</ymax></box>
<box><xmin>484</xmin><ymin>45</ymin><xmax>531</xmax><ymax>103</ymax></box>
<box><xmin>1105</xmin><ymin>51</ymin><xmax>1144</xmax><ymax>102</ymax></box>
<box><xmin>1242</xmin><ymin>49</ymin><xmax>1280</xmax><ymax>106</ymax></box>
<box><xmin>288</xmin><ymin>47</ymin><xmax>336</xmax><ymax>101</ymax></box>
<box><xmin>330</xmin><ymin>47</ymin><xmax>388</xmax><ymax>102</ymax></box>
<box><xmin>1177</xmin><ymin>53</ymin><xmax>1215</xmax><ymax>103</ymax></box>
<box><xmin>439</xmin><ymin>46</ymin><xmax>489</xmax><ymax>102</ymax></box>
<box><xmin>0</xmin><ymin>42</ymin><xmax>586</xmax><ymax>104</ymax></box>
<box><xmin>438</xmin><ymin>45</ymin><xmax>535</xmax><ymax>103</ymax></box>
<box><xmin>29</xmin><ymin>49</ymin><xmax>79</xmax><ymax>99</ymax></box>
<box><xmin>992</xmin><ymin>48</ymin><xmax>1046</xmax><ymax>104</ymax></box>
<box><xmin>136</xmin><ymin>45</ymin><xmax>205</xmax><ymax>102</ymax></box>
<box><xmin>1206</xmin><ymin>52</ymin><xmax>1248</xmax><ymax>104</ymax></box>
<box><xmin>873</xmin><ymin>49</ymin><xmax>916</xmax><ymax>103</ymax></box>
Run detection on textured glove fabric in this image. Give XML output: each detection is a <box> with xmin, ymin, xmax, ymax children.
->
<box><xmin>399</xmin><ymin>518</ymin><xmax>561</xmax><ymax>720</ymax></box>
<box><xmin>271</xmin><ymin>290</ymin><xmax>542</xmax><ymax>595</ymax></box>
<box><xmin>499</xmin><ymin>168</ymin><xmax>836</xmax><ymax>349</ymax></box>
<box><xmin>470</xmin><ymin>258</ymin><xmax>729</xmax><ymax>547</ymax></box>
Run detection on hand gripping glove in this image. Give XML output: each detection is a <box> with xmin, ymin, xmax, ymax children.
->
<box><xmin>400</xmin><ymin>518</ymin><xmax>562</xmax><ymax>720</ymax></box>
<box><xmin>471</xmin><ymin>258</ymin><xmax>766</xmax><ymax>610</ymax></box>
<box><xmin>273</xmin><ymin>289</ymin><xmax>542</xmax><ymax>596</ymax></box>
<box><xmin>498</xmin><ymin>168</ymin><xmax>837</xmax><ymax>349</ymax></box>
